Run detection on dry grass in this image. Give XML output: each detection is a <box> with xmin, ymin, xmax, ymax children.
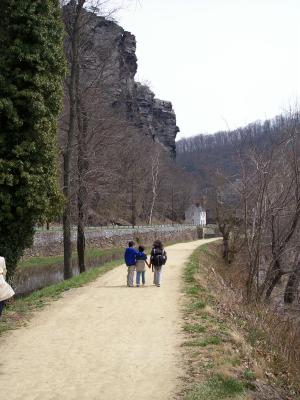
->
<box><xmin>179</xmin><ymin>242</ymin><xmax>298</xmax><ymax>400</ymax></box>
<box><xmin>180</xmin><ymin>245</ymin><xmax>258</xmax><ymax>400</ymax></box>
<box><xmin>205</xmin><ymin>242</ymin><xmax>300</xmax><ymax>398</ymax></box>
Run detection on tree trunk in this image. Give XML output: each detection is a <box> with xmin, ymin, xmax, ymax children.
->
<box><xmin>246</xmin><ymin>262</ymin><xmax>255</xmax><ymax>301</ymax></box>
<box><xmin>77</xmin><ymin>222</ymin><xmax>85</xmax><ymax>273</ymax></box>
<box><xmin>284</xmin><ymin>261</ymin><xmax>300</xmax><ymax>304</ymax></box>
<box><xmin>222</xmin><ymin>231</ymin><xmax>230</xmax><ymax>262</ymax></box>
<box><xmin>149</xmin><ymin>152</ymin><xmax>159</xmax><ymax>225</ymax></box>
<box><xmin>264</xmin><ymin>260</ymin><xmax>283</xmax><ymax>299</ymax></box>
<box><xmin>63</xmin><ymin>151</ymin><xmax>73</xmax><ymax>279</ymax></box>
<box><xmin>76</xmin><ymin>98</ymin><xmax>88</xmax><ymax>273</ymax></box>
<box><xmin>63</xmin><ymin>57</ymin><xmax>77</xmax><ymax>279</ymax></box>
<box><xmin>63</xmin><ymin>2</ymin><xmax>83</xmax><ymax>279</ymax></box>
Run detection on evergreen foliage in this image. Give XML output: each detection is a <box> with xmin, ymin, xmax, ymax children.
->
<box><xmin>0</xmin><ymin>0</ymin><xmax>65</xmax><ymax>278</ymax></box>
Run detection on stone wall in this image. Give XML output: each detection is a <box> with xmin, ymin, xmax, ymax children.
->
<box><xmin>24</xmin><ymin>225</ymin><xmax>199</xmax><ymax>259</ymax></box>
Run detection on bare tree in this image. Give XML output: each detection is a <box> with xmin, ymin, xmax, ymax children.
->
<box><xmin>62</xmin><ymin>0</ymin><xmax>124</xmax><ymax>273</ymax></box>
<box><xmin>148</xmin><ymin>148</ymin><xmax>160</xmax><ymax>224</ymax></box>
<box><xmin>62</xmin><ymin>0</ymin><xmax>86</xmax><ymax>279</ymax></box>
<box><xmin>238</xmin><ymin>115</ymin><xmax>300</xmax><ymax>301</ymax></box>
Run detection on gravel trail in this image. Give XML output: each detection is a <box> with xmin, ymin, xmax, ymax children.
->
<box><xmin>0</xmin><ymin>239</ymin><xmax>217</xmax><ymax>400</ymax></box>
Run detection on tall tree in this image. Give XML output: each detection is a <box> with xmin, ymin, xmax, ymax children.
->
<box><xmin>62</xmin><ymin>0</ymin><xmax>122</xmax><ymax>273</ymax></box>
<box><xmin>0</xmin><ymin>0</ymin><xmax>65</xmax><ymax>279</ymax></box>
<box><xmin>62</xmin><ymin>0</ymin><xmax>86</xmax><ymax>279</ymax></box>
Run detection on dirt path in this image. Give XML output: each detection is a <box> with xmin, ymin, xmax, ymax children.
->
<box><xmin>0</xmin><ymin>239</ymin><xmax>217</xmax><ymax>400</ymax></box>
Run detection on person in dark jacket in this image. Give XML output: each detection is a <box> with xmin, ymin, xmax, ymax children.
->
<box><xmin>124</xmin><ymin>241</ymin><xmax>138</xmax><ymax>287</ymax></box>
<box><xmin>150</xmin><ymin>240</ymin><xmax>167</xmax><ymax>287</ymax></box>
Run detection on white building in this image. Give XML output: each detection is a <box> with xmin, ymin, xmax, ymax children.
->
<box><xmin>185</xmin><ymin>204</ymin><xmax>206</xmax><ymax>226</ymax></box>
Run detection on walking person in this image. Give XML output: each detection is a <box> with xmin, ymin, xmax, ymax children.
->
<box><xmin>0</xmin><ymin>256</ymin><xmax>15</xmax><ymax>317</ymax></box>
<box><xmin>150</xmin><ymin>240</ymin><xmax>167</xmax><ymax>287</ymax></box>
<box><xmin>124</xmin><ymin>241</ymin><xmax>138</xmax><ymax>287</ymax></box>
<box><xmin>135</xmin><ymin>245</ymin><xmax>150</xmax><ymax>287</ymax></box>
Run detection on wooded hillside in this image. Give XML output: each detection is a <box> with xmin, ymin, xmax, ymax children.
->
<box><xmin>176</xmin><ymin>114</ymin><xmax>297</xmax><ymax>189</ymax></box>
<box><xmin>178</xmin><ymin>112</ymin><xmax>300</xmax><ymax>306</ymax></box>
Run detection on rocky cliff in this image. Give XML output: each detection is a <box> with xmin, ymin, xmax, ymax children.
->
<box><xmin>67</xmin><ymin>6</ymin><xmax>179</xmax><ymax>157</ymax></box>
<box><xmin>135</xmin><ymin>84</ymin><xmax>179</xmax><ymax>156</ymax></box>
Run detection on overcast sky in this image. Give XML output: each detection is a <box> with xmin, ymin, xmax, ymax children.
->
<box><xmin>115</xmin><ymin>0</ymin><xmax>300</xmax><ymax>139</ymax></box>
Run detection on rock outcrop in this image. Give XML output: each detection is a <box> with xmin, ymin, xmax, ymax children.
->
<box><xmin>66</xmin><ymin>6</ymin><xmax>179</xmax><ymax>157</ymax></box>
<box><xmin>134</xmin><ymin>84</ymin><xmax>179</xmax><ymax>157</ymax></box>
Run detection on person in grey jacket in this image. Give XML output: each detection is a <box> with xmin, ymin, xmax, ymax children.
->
<box><xmin>0</xmin><ymin>256</ymin><xmax>15</xmax><ymax>317</ymax></box>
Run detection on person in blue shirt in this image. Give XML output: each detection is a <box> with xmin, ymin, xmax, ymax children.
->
<box><xmin>124</xmin><ymin>241</ymin><xmax>138</xmax><ymax>287</ymax></box>
<box><xmin>135</xmin><ymin>245</ymin><xmax>150</xmax><ymax>287</ymax></box>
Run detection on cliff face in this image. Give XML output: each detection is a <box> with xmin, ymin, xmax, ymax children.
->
<box><xmin>70</xmin><ymin>7</ymin><xmax>179</xmax><ymax>157</ymax></box>
<box><xmin>134</xmin><ymin>84</ymin><xmax>179</xmax><ymax>157</ymax></box>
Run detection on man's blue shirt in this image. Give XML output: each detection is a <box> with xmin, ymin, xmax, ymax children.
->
<box><xmin>124</xmin><ymin>247</ymin><xmax>138</xmax><ymax>266</ymax></box>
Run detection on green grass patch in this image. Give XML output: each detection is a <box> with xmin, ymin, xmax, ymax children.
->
<box><xmin>183</xmin><ymin>259</ymin><xmax>199</xmax><ymax>283</ymax></box>
<box><xmin>228</xmin><ymin>357</ymin><xmax>242</xmax><ymax>367</ymax></box>
<box><xmin>185</xmin><ymin>374</ymin><xmax>246</xmax><ymax>400</ymax></box>
<box><xmin>183</xmin><ymin>323</ymin><xmax>206</xmax><ymax>334</ymax></box>
<box><xmin>0</xmin><ymin>258</ymin><xmax>122</xmax><ymax>335</ymax></box>
<box><xmin>200</xmin><ymin>314</ymin><xmax>210</xmax><ymax>320</ymax></box>
<box><xmin>189</xmin><ymin>300</ymin><xmax>206</xmax><ymax>310</ymax></box>
<box><xmin>182</xmin><ymin>335</ymin><xmax>222</xmax><ymax>347</ymax></box>
<box><xmin>243</xmin><ymin>369</ymin><xmax>256</xmax><ymax>381</ymax></box>
<box><xmin>18</xmin><ymin>247</ymin><xmax>123</xmax><ymax>270</ymax></box>
<box><xmin>185</xmin><ymin>286</ymin><xmax>201</xmax><ymax>296</ymax></box>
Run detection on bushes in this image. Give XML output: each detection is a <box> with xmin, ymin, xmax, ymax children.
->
<box><xmin>0</xmin><ymin>1</ymin><xmax>65</xmax><ymax>278</ymax></box>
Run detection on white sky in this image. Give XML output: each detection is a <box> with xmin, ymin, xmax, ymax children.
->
<box><xmin>114</xmin><ymin>0</ymin><xmax>300</xmax><ymax>139</ymax></box>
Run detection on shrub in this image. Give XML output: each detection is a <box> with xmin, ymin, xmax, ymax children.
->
<box><xmin>0</xmin><ymin>0</ymin><xmax>65</xmax><ymax>278</ymax></box>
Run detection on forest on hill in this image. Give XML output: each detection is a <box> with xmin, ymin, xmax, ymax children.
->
<box><xmin>176</xmin><ymin>114</ymin><xmax>298</xmax><ymax>190</ymax></box>
<box><xmin>178</xmin><ymin>112</ymin><xmax>300</xmax><ymax>301</ymax></box>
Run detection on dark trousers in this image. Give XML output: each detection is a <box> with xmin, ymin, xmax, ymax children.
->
<box><xmin>0</xmin><ymin>301</ymin><xmax>5</xmax><ymax>317</ymax></box>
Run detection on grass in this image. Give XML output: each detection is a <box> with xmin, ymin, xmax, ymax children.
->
<box><xmin>247</xmin><ymin>327</ymin><xmax>266</xmax><ymax>347</ymax></box>
<box><xmin>18</xmin><ymin>247</ymin><xmax>123</xmax><ymax>270</ymax></box>
<box><xmin>189</xmin><ymin>301</ymin><xmax>206</xmax><ymax>311</ymax></box>
<box><xmin>183</xmin><ymin>324</ymin><xmax>206</xmax><ymax>334</ymax></box>
<box><xmin>182</xmin><ymin>335</ymin><xmax>222</xmax><ymax>347</ymax></box>
<box><xmin>185</xmin><ymin>375</ymin><xmax>246</xmax><ymax>400</ymax></box>
<box><xmin>181</xmin><ymin>243</ymin><xmax>255</xmax><ymax>399</ymax></box>
<box><xmin>185</xmin><ymin>286</ymin><xmax>201</xmax><ymax>296</ymax></box>
<box><xmin>0</xmin><ymin>258</ymin><xmax>122</xmax><ymax>335</ymax></box>
<box><xmin>243</xmin><ymin>369</ymin><xmax>256</xmax><ymax>381</ymax></box>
